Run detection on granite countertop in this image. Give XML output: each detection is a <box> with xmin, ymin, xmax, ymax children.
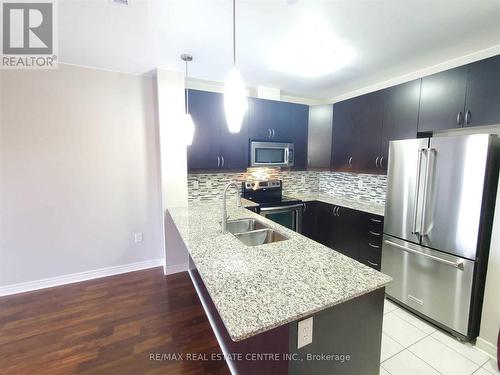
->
<box><xmin>289</xmin><ymin>192</ymin><xmax>385</xmax><ymax>216</ymax></box>
<box><xmin>167</xmin><ymin>198</ymin><xmax>391</xmax><ymax>342</ymax></box>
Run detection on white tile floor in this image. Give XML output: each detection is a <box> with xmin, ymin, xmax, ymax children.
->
<box><xmin>380</xmin><ymin>298</ymin><xmax>499</xmax><ymax>375</ymax></box>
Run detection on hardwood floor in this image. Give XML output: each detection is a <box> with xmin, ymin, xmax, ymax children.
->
<box><xmin>0</xmin><ymin>268</ymin><xmax>231</xmax><ymax>375</ymax></box>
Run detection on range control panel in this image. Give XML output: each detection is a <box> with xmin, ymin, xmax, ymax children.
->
<box><xmin>243</xmin><ymin>180</ymin><xmax>281</xmax><ymax>190</ymax></box>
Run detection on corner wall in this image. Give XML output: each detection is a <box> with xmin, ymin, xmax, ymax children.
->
<box><xmin>0</xmin><ymin>65</ymin><xmax>164</xmax><ymax>293</ymax></box>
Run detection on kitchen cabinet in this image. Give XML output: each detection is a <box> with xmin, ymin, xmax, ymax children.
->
<box><xmin>249</xmin><ymin>97</ymin><xmax>309</xmax><ymax>169</ymax></box>
<box><xmin>187</xmin><ymin>89</ymin><xmax>248</xmax><ymax>171</ymax></box>
<box><xmin>301</xmin><ymin>200</ymin><xmax>383</xmax><ymax>271</ymax></box>
<box><xmin>418</xmin><ymin>66</ymin><xmax>468</xmax><ymax>132</ymax></box>
<box><xmin>331</xmin><ymin>91</ymin><xmax>384</xmax><ymax>173</ymax></box>
<box><xmin>379</xmin><ymin>79</ymin><xmax>421</xmax><ymax>171</ymax></box>
<box><xmin>307</xmin><ymin>104</ymin><xmax>333</xmax><ymax>169</ymax></box>
<box><xmin>464</xmin><ymin>54</ymin><xmax>500</xmax><ymax>127</ymax></box>
<box><xmin>301</xmin><ymin>201</ymin><xmax>317</xmax><ymax>239</ymax></box>
<box><xmin>357</xmin><ymin>214</ymin><xmax>384</xmax><ymax>271</ymax></box>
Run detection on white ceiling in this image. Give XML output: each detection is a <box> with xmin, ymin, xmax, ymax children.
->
<box><xmin>59</xmin><ymin>0</ymin><xmax>500</xmax><ymax>100</ymax></box>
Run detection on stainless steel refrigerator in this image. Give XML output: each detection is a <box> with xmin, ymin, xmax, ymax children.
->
<box><xmin>382</xmin><ymin>133</ymin><xmax>499</xmax><ymax>341</ymax></box>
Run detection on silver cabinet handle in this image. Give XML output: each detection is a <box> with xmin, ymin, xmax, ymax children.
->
<box><xmin>456</xmin><ymin>111</ymin><xmax>463</xmax><ymax>125</ymax></box>
<box><xmin>217</xmin><ymin>156</ymin><xmax>220</xmax><ymax>167</ymax></box>
<box><xmin>272</xmin><ymin>128</ymin><xmax>275</xmax><ymax>138</ymax></box>
<box><xmin>303</xmin><ymin>203</ymin><xmax>307</xmax><ymax>212</ymax></box>
<box><xmin>379</xmin><ymin>156</ymin><xmax>384</xmax><ymax>168</ymax></box>
<box><xmin>268</xmin><ymin>128</ymin><xmax>272</xmax><ymax>138</ymax></box>
<box><xmin>370</xmin><ymin>218</ymin><xmax>382</xmax><ymax>223</ymax></box>
<box><xmin>367</xmin><ymin>260</ymin><xmax>379</xmax><ymax>267</ymax></box>
<box><xmin>412</xmin><ymin>148</ymin><xmax>424</xmax><ymax>234</ymax></box>
<box><xmin>384</xmin><ymin>240</ymin><xmax>464</xmax><ymax>270</ymax></box>
<box><xmin>348</xmin><ymin>157</ymin><xmax>353</xmax><ymax>167</ymax></box>
<box><xmin>368</xmin><ymin>242</ymin><xmax>380</xmax><ymax>248</ymax></box>
<box><xmin>336</xmin><ymin>207</ymin><xmax>341</xmax><ymax>216</ymax></box>
<box><xmin>375</xmin><ymin>156</ymin><xmax>380</xmax><ymax>168</ymax></box>
<box><xmin>465</xmin><ymin>110</ymin><xmax>471</xmax><ymax>125</ymax></box>
<box><xmin>369</xmin><ymin>230</ymin><xmax>381</xmax><ymax>236</ymax></box>
<box><xmin>332</xmin><ymin>206</ymin><xmax>336</xmax><ymax>216</ymax></box>
<box><xmin>221</xmin><ymin>156</ymin><xmax>225</xmax><ymax>167</ymax></box>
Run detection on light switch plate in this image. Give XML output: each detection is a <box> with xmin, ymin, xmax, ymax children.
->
<box><xmin>134</xmin><ymin>232</ymin><xmax>143</xmax><ymax>243</ymax></box>
<box><xmin>297</xmin><ymin>317</ymin><xmax>313</xmax><ymax>349</ymax></box>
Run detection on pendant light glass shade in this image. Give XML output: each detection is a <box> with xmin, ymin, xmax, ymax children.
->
<box><xmin>184</xmin><ymin>113</ymin><xmax>195</xmax><ymax>146</ymax></box>
<box><xmin>224</xmin><ymin>67</ymin><xmax>247</xmax><ymax>133</ymax></box>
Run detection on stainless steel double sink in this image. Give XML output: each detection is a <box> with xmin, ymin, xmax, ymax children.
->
<box><xmin>224</xmin><ymin>218</ymin><xmax>289</xmax><ymax>246</ymax></box>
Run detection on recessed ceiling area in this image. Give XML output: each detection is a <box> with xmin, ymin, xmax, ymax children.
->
<box><xmin>59</xmin><ymin>0</ymin><xmax>500</xmax><ymax>100</ymax></box>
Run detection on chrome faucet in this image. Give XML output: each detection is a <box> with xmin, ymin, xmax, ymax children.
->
<box><xmin>222</xmin><ymin>182</ymin><xmax>242</xmax><ymax>234</ymax></box>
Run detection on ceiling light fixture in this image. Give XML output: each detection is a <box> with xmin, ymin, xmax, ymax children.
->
<box><xmin>269</xmin><ymin>14</ymin><xmax>355</xmax><ymax>78</ymax></box>
<box><xmin>181</xmin><ymin>53</ymin><xmax>195</xmax><ymax>146</ymax></box>
<box><xmin>224</xmin><ymin>0</ymin><xmax>247</xmax><ymax>134</ymax></box>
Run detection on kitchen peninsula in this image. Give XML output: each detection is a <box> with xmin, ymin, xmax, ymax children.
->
<box><xmin>167</xmin><ymin>197</ymin><xmax>392</xmax><ymax>375</ymax></box>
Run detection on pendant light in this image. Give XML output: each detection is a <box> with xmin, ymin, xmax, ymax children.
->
<box><xmin>181</xmin><ymin>54</ymin><xmax>195</xmax><ymax>146</ymax></box>
<box><xmin>224</xmin><ymin>0</ymin><xmax>247</xmax><ymax>133</ymax></box>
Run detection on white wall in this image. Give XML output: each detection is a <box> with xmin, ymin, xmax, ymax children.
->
<box><xmin>155</xmin><ymin>69</ymin><xmax>189</xmax><ymax>274</ymax></box>
<box><xmin>0</xmin><ymin>64</ymin><xmax>164</xmax><ymax>291</ymax></box>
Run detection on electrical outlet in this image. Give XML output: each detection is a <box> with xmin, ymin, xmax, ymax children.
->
<box><xmin>134</xmin><ymin>232</ymin><xmax>143</xmax><ymax>243</ymax></box>
<box><xmin>297</xmin><ymin>317</ymin><xmax>313</xmax><ymax>349</ymax></box>
<box><xmin>193</xmin><ymin>180</ymin><xmax>199</xmax><ymax>189</ymax></box>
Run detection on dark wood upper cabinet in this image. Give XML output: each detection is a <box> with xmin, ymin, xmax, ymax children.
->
<box><xmin>418</xmin><ymin>66</ymin><xmax>468</xmax><ymax>132</ymax></box>
<box><xmin>380</xmin><ymin>79</ymin><xmax>421</xmax><ymax>170</ymax></box>
<box><xmin>187</xmin><ymin>89</ymin><xmax>248</xmax><ymax>171</ymax></box>
<box><xmin>464</xmin><ymin>55</ymin><xmax>500</xmax><ymax>127</ymax></box>
<box><xmin>187</xmin><ymin>89</ymin><xmax>222</xmax><ymax>171</ymax></box>
<box><xmin>331</xmin><ymin>91</ymin><xmax>384</xmax><ymax>173</ymax></box>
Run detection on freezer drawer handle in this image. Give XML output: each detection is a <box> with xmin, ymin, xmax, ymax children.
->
<box><xmin>384</xmin><ymin>240</ymin><xmax>464</xmax><ymax>270</ymax></box>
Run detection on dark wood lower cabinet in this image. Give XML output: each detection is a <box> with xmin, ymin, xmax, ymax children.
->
<box><xmin>301</xmin><ymin>201</ymin><xmax>383</xmax><ymax>270</ymax></box>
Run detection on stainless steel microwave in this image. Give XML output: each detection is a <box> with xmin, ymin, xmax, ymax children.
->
<box><xmin>250</xmin><ymin>141</ymin><xmax>294</xmax><ymax>167</ymax></box>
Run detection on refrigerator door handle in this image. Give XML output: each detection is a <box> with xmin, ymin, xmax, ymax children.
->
<box><xmin>384</xmin><ymin>240</ymin><xmax>464</xmax><ymax>270</ymax></box>
<box><xmin>420</xmin><ymin>148</ymin><xmax>435</xmax><ymax>237</ymax></box>
<box><xmin>412</xmin><ymin>148</ymin><xmax>424</xmax><ymax>234</ymax></box>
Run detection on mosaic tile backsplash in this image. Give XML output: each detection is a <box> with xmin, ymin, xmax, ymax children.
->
<box><xmin>188</xmin><ymin>169</ymin><xmax>387</xmax><ymax>204</ymax></box>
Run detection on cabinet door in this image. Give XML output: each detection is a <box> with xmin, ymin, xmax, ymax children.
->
<box><xmin>187</xmin><ymin>90</ymin><xmax>221</xmax><ymax>171</ymax></box>
<box><xmin>331</xmin><ymin>92</ymin><xmax>384</xmax><ymax>173</ymax></box>
<box><xmin>248</xmin><ymin>97</ymin><xmax>273</xmax><ymax>141</ymax></box>
<box><xmin>301</xmin><ymin>201</ymin><xmax>317</xmax><ymax>240</ymax></box>
<box><xmin>220</xmin><ymin>104</ymin><xmax>250</xmax><ymax>170</ymax></box>
<box><xmin>380</xmin><ymin>80</ymin><xmax>421</xmax><ymax>171</ymax></box>
<box><xmin>307</xmin><ymin>104</ymin><xmax>333</xmax><ymax>169</ymax></box>
<box><xmin>330</xmin><ymin>206</ymin><xmax>361</xmax><ymax>260</ymax></box>
<box><xmin>418</xmin><ymin>66</ymin><xmax>468</xmax><ymax>132</ymax></box>
<box><xmin>331</xmin><ymin>100</ymin><xmax>357</xmax><ymax>170</ymax></box>
<box><xmin>353</xmin><ymin>92</ymin><xmax>384</xmax><ymax>172</ymax></box>
<box><xmin>464</xmin><ymin>55</ymin><xmax>500</xmax><ymax>127</ymax></box>
<box><xmin>315</xmin><ymin>201</ymin><xmax>335</xmax><ymax>247</ymax></box>
<box><xmin>287</xmin><ymin>103</ymin><xmax>309</xmax><ymax>170</ymax></box>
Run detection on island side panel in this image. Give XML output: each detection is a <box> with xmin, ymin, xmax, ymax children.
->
<box><xmin>188</xmin><ymin>256</ymin><xmax>289</xmax><ymax>375</ymax></box>
<box><xmin>288</xmin><ymin>287</ymin><xmax>385</xmax><ymax>375</ymax></box>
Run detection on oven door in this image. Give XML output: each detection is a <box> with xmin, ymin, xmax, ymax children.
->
<box><xmin>259</xmin><ymin>204</ymin><xmax>303</xmax><ymax>233</ymax></box>
<box><xmin>251</xmin><ymin>142</ymin><xmax>293</xmax><ymax>167</ymax></box>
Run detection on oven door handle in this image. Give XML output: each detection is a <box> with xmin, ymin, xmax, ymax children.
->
<box><xmin>260</xmin><ymin>203</ymin><xmax>304</xmax><ymax>213</ymax></box>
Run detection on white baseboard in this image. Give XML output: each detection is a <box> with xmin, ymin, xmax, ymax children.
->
<box><xmin>164</xmin><ymin>262</ymin><xmax>188</xmax><ymax>275</ymax></box>
<box><xmin>476</xmin><ymin>337</ymin><xmax>498</xmax><ymax>359</ymax></box>
<box><xmin>0</xmin><ymin>258</ymin><xmax>164</xmax><ymax>297</ymax></box>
